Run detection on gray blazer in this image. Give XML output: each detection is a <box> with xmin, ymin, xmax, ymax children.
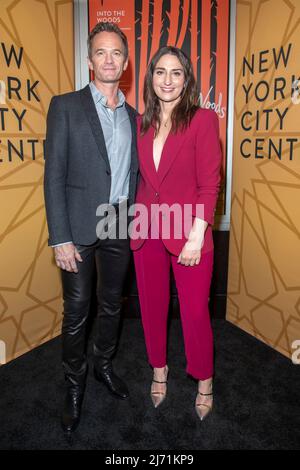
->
<box><xmin>44</xmin><ymin>84</ymin><xmax>138</xmax><ymax>246</ymax></box>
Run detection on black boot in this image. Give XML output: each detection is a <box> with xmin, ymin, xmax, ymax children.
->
<box><xmin>94</xmin><ymin>364</ymin><xmax>129</xmax><ymax>399</ymax></box>
<box><xmin>61</xmin><ymin>386</ymin><xmax>84</xmax><ymax>433</ymax></box>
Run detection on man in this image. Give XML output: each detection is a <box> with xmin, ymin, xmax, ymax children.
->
<box><xmin>44</xmin><ymin>23</ymin><xmax>138</xmax><ymax>433</ymax></box>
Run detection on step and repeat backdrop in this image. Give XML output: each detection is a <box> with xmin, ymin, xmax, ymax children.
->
<box><xmin>2</xmin><ymin>0</ymin><xmax>298</xmax><ymax>366</ymax></box>
<box><xmin>0</xmin><ymin>0</ymin><xmax>231</xmax><ymax>364</ymax></box>
<box><xmin>227</xmin><ymin>0</ymin><xmax>300</xmax><ymax>361</ymax></box>
<box><xmin>0</xmin><ymin>0</ymin><xmax>74</xmax><ymax>364</ymax></box>
<box><xmin>88</xmin><ymin>0</ymin><xmax>231</xmax><ymax>216</ymax></box>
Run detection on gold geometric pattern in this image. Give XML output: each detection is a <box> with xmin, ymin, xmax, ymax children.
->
<box><xmin>0</xmin><ymin>0</ymin><xmax>74</xmax><ymax>364</ymax></box>
<box><xmin>226</xmin><ymin>0</ymin><xmax>300</xmax><ymax>359</ymax></box>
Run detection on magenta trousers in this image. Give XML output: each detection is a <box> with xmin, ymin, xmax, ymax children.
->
<box><xmin>133</xmin><ymin>237</ymin><xmax>214</xmax><ymax>380</ymax></box>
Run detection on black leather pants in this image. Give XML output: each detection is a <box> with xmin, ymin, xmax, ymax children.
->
<box><xmin>60</xmin><ymin>215</ymin><xmax>130</xmax><ymax>389</ymax></box>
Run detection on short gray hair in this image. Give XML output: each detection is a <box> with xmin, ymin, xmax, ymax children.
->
<box><xmin>87</xmin><ymin>23</ymin><xmax>128</xmax><ymax>59</ymax></box>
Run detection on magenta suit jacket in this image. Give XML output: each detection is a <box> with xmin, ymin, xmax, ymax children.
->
<box><xmin>130</xmin><ymin>108</ymin><xmax>222</xmax><ymax>255</ymax></box>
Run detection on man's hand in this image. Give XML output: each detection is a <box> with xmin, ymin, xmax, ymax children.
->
<box><xmin>53</xmin><ymin>243</ymin><xmax>83</xmax><ymax>273</ymax></box>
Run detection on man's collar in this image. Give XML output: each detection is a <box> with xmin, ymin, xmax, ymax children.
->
<box><xmin>89</xmin><ymin>81</ymin><xmax>125</xmax><ymax>108</ymax></box>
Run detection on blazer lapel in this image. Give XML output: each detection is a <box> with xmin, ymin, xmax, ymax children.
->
<box><xmin>157</xmin><ymin>129</ymin><xmax>189</xmax><ymax>185</ymax></box>
<box><xmin>80</xmin><ymin>85</ymin><xmax>111</xmax><ymax>171</ymax></box>
<box><xmin>138</xmin><ymin>126</ymin><xmax>159</xmax><ymax>192</ymax></box>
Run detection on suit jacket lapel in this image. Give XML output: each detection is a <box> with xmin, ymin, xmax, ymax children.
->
<box><xmin>80</xmin><ymin>85</ymin><xmax>110</xmax><ymax>171</ymax></box>
<box><xmin>125</xmin><ymin>103</ymin><xmax>138</xmax><ymax>173</ymax></box>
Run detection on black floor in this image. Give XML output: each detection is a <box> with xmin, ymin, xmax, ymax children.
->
<box><xmin>0</xmin><ymin>318</ymin><xmax>299</xmax><ymax>450</ymax></box>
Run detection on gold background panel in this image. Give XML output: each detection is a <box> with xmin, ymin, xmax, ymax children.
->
<box><xmin>226</xmin><ymin>0</ymin><xmax>300</xmax><ymax>359</ymax></box>
<box><xmin>0</xmin><ymin>0</ymin><xmax>74</xmax><ymax>364</ymax></box>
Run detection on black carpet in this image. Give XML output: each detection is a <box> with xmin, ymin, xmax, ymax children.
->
<box><xmin>0</xmin><ymin>318</ymin><xmax>299</xmax><ymax>450</ymax></box>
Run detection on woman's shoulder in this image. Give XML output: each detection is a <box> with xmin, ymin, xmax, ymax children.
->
<box><xmin>190</xmin><ymin>108</ymin><xmax>219</xmax><ymax>134</ymax></box>
<box><xmin>136</xmin><ymin>113</ymin><xmax>144</xmax><ymax>123</ymax></box>
<box><xmin>136</xmin><ymin>114</ymin><xmax>143</xmax><ymax>131</ymax></box>
<box><xmin>136</xmin><ymin>115</ymin><xmax>155</xmax><ymax>139</ymax></box>
<box><xmin>192</xmin><ymin>107</ymin><xmax>218</xmax><ymax>123</ymax></box>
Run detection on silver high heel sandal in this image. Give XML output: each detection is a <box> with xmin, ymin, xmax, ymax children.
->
<box><xmin>151</xmin><ymin>366</ymin><xmax>168</xmax><ymax>408</ymax></box>
<box><xmin>195</xmin><ymin>385</ymin><xmax>213</xmax><ymax>421</ymax></box>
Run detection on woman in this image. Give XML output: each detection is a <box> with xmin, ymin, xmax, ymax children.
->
<box><xmin>130</xmin><ymin>46</ymin><xmax>222</xmax><ymax>420</ymax></box>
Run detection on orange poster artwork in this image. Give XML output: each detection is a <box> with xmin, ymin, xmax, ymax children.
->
<box><xmin>88</xmin><ymin>0</ymin><xmax>230</xmax><ymax>215</ymax></box>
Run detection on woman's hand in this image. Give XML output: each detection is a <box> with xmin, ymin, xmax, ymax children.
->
<box><xmin>177</xmin><ymin>240</ymin><xmax>201</xmax><ymax>266</ymax></box>
<box><xmin>177</xmin><ymin>217</ymin><xmax>208</xmax><ymax>266</ymax></box>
